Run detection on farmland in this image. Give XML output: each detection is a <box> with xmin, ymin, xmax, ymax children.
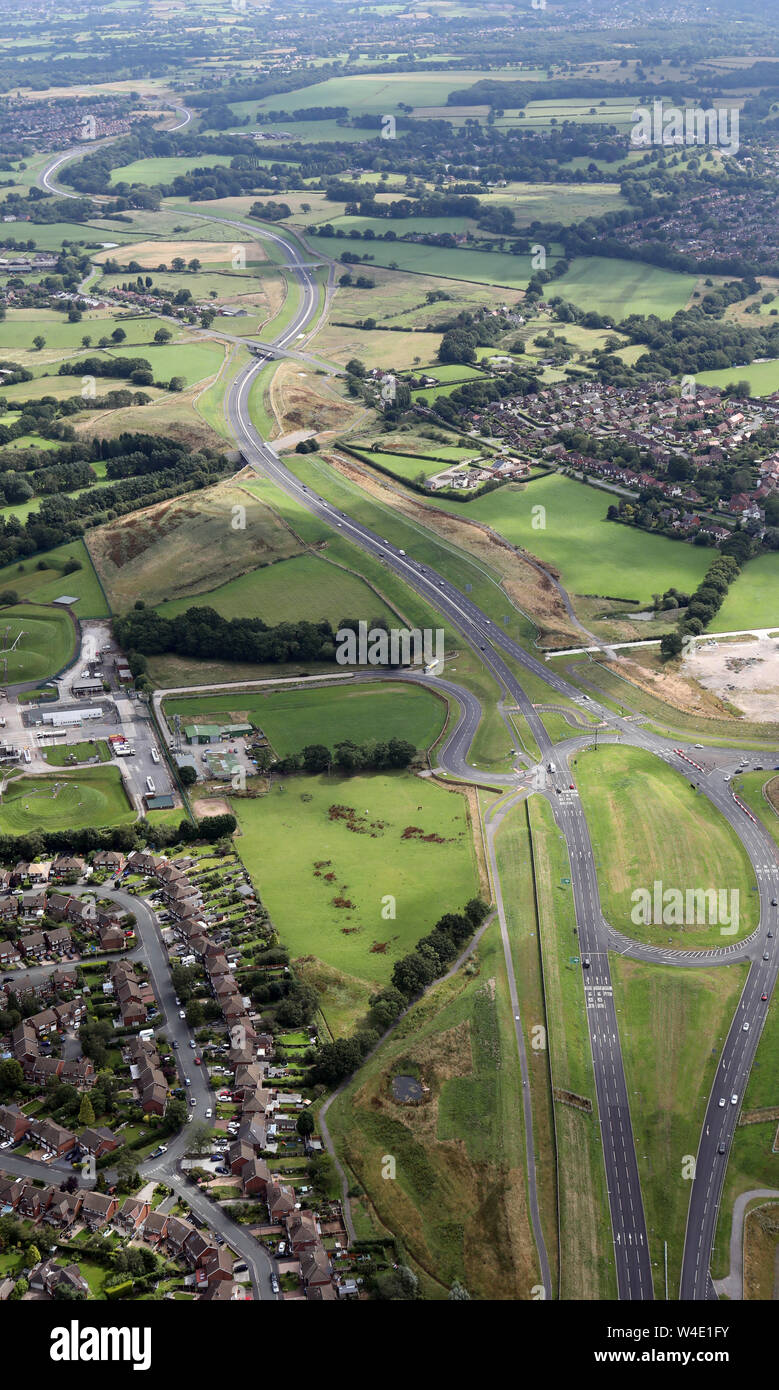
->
<box><xmin>710</xmin><ymin>553</ymin><xmax>779</xmax><ymax>632</ymax></box>
<box><xmin>232</xmin><ymin>770</ymin><xmax>479</xmax><ymax>1033</ymax></box>
<box><xmin>553</xmin><ymin>257</ymin><xmax>697</xmax><ymax>320</ymax></box>
<box><xmin>0</xmin><ymin>767</ymin><xmax>134</xmax><ymax>833</ymax></box>
<box><xmin>575</xmin><ymin>745</ymin><xmax>758</xmax><ymax>948</ymax></box>
<box><xmin>164</xmin><ymin>680</ymin><xmax>447</xmax><ymax>758</ymax></box>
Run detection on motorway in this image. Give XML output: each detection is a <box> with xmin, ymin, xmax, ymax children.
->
<box><xmin>34</xmin><ymin>142</ymin><xmax>779</xmax><ymax>1301</ymax></box>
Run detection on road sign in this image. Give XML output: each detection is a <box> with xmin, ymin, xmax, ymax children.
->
<box><xmin>561</xmin><ymin>877</ymin><xmax>570</xmax><ymax>885</ymax></box>
<box><xmin>569</xmin><ymin>956</ymin><xmax>580</xmax><ymax>964</ymax></box>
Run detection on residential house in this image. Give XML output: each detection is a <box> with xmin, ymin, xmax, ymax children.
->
<box><xmin>29</xmin><ymin>1259</ymin><xmax>89</xmax><ymax>1298</ymax></box>
<box><xmin>80</xmin><ymin>1191</ymin><xmax>118</xmax><ymax>1230</ymax></box>
<box><xmin>115</xmin><ymin>1196</ymin><xmax>150</xmax><ymax>1235</ymax></box>
<box><xmin>78</xmin><ymin>1125</ymin><xmax>119</xmax><ymax>1158</ymax></box>
<box><xmin>0</xmin><ymin>1103</ymin><xmax>30</xmax><ymax>1144</ymax></box>
<box><xmin>242</xmin><ymin>1158</ymin><xmax>271</xmax><ymax>1197</ymax></box>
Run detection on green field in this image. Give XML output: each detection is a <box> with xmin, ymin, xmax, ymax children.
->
<box><xmin>325</xmin><ymin>918</ymin><xmax>540</xmax><ymax>1299</ymax></box>
<box><xmin>156</xmin><ymin>551</ymin><xmax>399</xmax><ymax>627</ymax></box>
<box><xmin>109</xmin><ymin>154</ymin><xmax>234</xmax><ymax>186</ymax></box>
<box><xmin>166</xmin><ymin>680</ymin><xmax>446</xmax><ymax>758</ymax></box>
<box><xmin>710</xmin><ymin>553</ymin><xmax>779</xmax><ymax>631</ymax></box>
<box><xmin>553</xmin><ymin>257</ymin><xmax>697</xmax><ymax>321</ymax></box>
<box><xmin>731</xmin><ymin>773</ymin><xmax>779</xmax><ymax>852</ymax></box>
<box><xmin>0</xmin><ymin>603</ymin><xmax>75</xmax><ymax>682</ymax></box>
<box><xmin>575</xmin><ymin>745</ymin><xmax>758</xmax><ymax>948</ymax></box>
<box><xmin>611</xmin><ymin>954</ymin><xmax>747</xmax><ymax>1300</ymax></box>
<box><xmin>42</xmin><ymin>739</ymin><xmax>111</xmax><ymax>766</ymax></box>
<box><xmin>459</xmin><ymin>474</ymin><xmax>712</xmax><ymax>606</ymax></box>
<box><xmin>0</xmin><ymin>767</ymin><xmax>134</xmax><ymax>833</ymax></box>
<box><xmin>0</xmin><ymin>543</ymin><xmax>108</xmax><ymax>618</ymax></box>
<box><xmin>696</xmin><ymin>359</ymin><xmax>779</xmax><ymax>398</ymax></box>
<box><xmin>306</xmin><ymin>233</ymin><xmax>541</xmax><ymax>286</ymax></box>
<box><xmin>233</xmin><ymin>770</ymin><xmax>478</xmax><ymax>1032</ymax></box>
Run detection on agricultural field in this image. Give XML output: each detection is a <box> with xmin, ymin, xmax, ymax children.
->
<box><xmin>87</xmin><ymin>474</ymin><xmax>307</xmax><ymax>611</ymax></box>
<box><xmin>575</xmin><ymin>744</ymin><xmax>758</xmax><ymax>948</ymax></box>
<box><xmin>156</xmin><ymin>551</ymin><xmax>399</xmax><ymax>628</ymax></box>
<box><xmin>460</xmin><ymin>473</ymin><xmax>712</xmax><ymax>608</ymax></box>
<box><xmin>0</xmin><ymin>543</ymin><xmax>108</xmax><ymax>618</ymax></box>
<box><xmin>324</xmin><ymin>920</ymin><xmax>539</xmax><ymax>1299</ymax></box>
<box><xmin>305</xmin><ymin>233</ymin><xmax>543</xmax><ymax>287</ymax></box>
<box><xmin>479</xmin><ymin>180</ymin><xmax>627</xmax><ymax>226</ymax></box>
<box><xmin>165</xmin><ymin>680</ymin><xmax>446</xmax><ymax>758</ymax></box>
<box><xmin>610</xmin><ymin>954</ymin><xmax>747</xmax><ymax>1300</ymax></box>
<box><xmin>109</xmin><ymin>154</ymin><xmax>235</xmax><ymax>186</ymax></box>
<box><xmin>0</xmin><ymin>767</ymin><xmax>134</xmax><ymax>833</ymax></box>
<box><xmin>232</xmin><ymin>770</ymin><xmax>479</xmax><ymax>1033</ymax></box>
<box><xmin>0</xmin><ymin>603</ymin><xmax>75</xmax><ymax>683</ymax></box>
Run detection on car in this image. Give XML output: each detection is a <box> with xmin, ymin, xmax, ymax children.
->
<box><xmin>189</xmin><ymin>1039</ymin><xmax>196</xmax><ymax>1048</ymax></box>
<box><xmin>723</xmin><ymin>775</ymin><xmax>731</xmax><ymax>782</ymax></box>
<box><xmin>178</xmin><ymin>1009</ymin><xmax>186</xmax><ymax>1019</ymax></box>
<box><xmin>205</xmin><ymin>1108</ymin><xmax>212</xmax><ymax>1118</ymax></box>
<box><xmin>772</xmin><ymin>899</ymin><xmax>778</xmax><ymax>907</ymax></box>
<box><xmin>769</xmin><ymin>930</ymin><xmax>774</xmax><ymax>938</ymax></box>
<box><xmin>582</xmin><ymin>957</ymin><xmax>591</xmax><ymax>968</ymax></box>
<box><xmin>171</xmin><ymin>1040</ymin><xmax>178</xmax><ymax>1049</ymax></box>
<box><xmin>189</xmin><ymin>1097</ymin><xmax>196</xmax><ymax>1107</ymax></box>
<box><xmin>479</xmin><ymin>644</ymin><xmax>486</xmax><ymax>650</ymax></box>
<box><xmin>731</xmin><ymin>1093</ymin><xmax>738</xmax><ymax>1105</ymax></box>
<box><xmin>174</xmin><ymin>996</ymin><xmax>180</xmax><ymax>1006</ymax></box>
<box><xmin>718</xmin><ymin>1142</ymin><xmax>726</xmax><ymax>1155</ymax></box>
<box><xmin>271</xmin><ymin>1275</ymin><xmax>280</xmax><ymax>1295</ymax></box>
<box><xmin>187</xmin><ymin>1114</ymin><xmax>193</xmax><ymax>1123</ymax></box>
<box><xmin>194</xmin><ymin>1057</ymin><xmax>201</xmax><ymax>1065</ymax></box>
<box><xmin>694</xmin><ymin>744</ymin><xmax>704</xmax><ymax>750</ymax></box>
<box><xmin>764</xmin><ymin>952</ymin><xmax>770</xmax><ymax>961</ymax></box>
<box><xmin>185</xmin><ymin>1077</ymin><xmax>191</xmax><ymax>1086</ymax></box>
<box><xmin>277</xmin><ymin>1242</ymin><xmax>286</xmax><ymax>1256</ymax></box>
<box><xmin>762</xmin><ymin>993</ymin><xmax>768</xmax><ymax>1001</ymax></box>
<box><xmin>215</xmin><ymin>1233</ymin><xmax>224</xmax><ymax>1245</ymax></box>
<box><xmin>569</xmin><ymin>784</ymin><xmax>574</xmax><ymax>790</ymax></box>
<box><xmin>742</xmin><ymin>1021</ymin><xmax>750</xmax><ymax>1031</ymax></box>
<box><xmin>718</xmin><ymin>1097</ymin><xmax>726</xmax><ymax>1107</ymax></box>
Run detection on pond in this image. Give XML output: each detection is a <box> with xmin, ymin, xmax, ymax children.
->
<box><xmin>391</xmin><ymin>1074</ymin><xmax>424</xmax><ymax>1104</ymax></box>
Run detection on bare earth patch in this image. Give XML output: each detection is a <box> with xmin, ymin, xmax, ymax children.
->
<box><xmin>682</xmin><ymin>635</ymin><xmax>779</xmax><ymax>722</ymax></box>
<box><xmin>192</xmin><ymin>797</ymin><xmax>231</xmax><ymax>817</ymax></box>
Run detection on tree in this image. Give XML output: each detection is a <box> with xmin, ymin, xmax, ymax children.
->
<box><xmin>111</xmin><ymin>328</ymin><xmax>126</xmax><ymax>344</ymax></box>
<box><xmin>0</xmin><ymin>1058</ymin><xmax>23</xmax><ymax>1096</ymax></box>
<box><xmin>178</xmin><ymin>764</ymin><xmax>197</xmax><ymax>786</ymax></box>
<box><xmin>296</xmin><ymin>1110</ymin><xmax>314</xmax><ymax>1138</ymax></box>
<box><xmin>188</xmin><ymin>1121</ymin><xmax>212</xmax><ymax>1155</ymax></box>
<box><xmin>153</xmin><ymin>327</ymin><xmax>172</xmax><ymax>344</ymax></box>
<box><xmin>33</xmin><ymin>335</ymin><xmax>46</xmax><ymax>351</ymax></box>
<box><xmin>660</xmin><ymin>631</ymin><xmax>683</xmax><ymax>661</ymax></box>
<box><xmin>78</xmin><ymin>1093</ymin><xmax>95</xmax><ymax>1126</ymax></box>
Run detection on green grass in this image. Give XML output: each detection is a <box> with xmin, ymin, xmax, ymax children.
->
<box><xmin>0</xmin><ymin>766</ymin><xmax>134</xmax><ymax>833</ymax></box>
<box><xmin>710</xmin><ymin>553</ymin><xmax>779</xmax><ymax>631</ymax></box>
<box><xmin>166</xmin><ymin>680</ymin><xmax>446</xmax><ymax>757</ymax></box>
<box><xmin>306</xmin><ymin>233</ymin><xmax>541</xmax><ymax>287</ymax></box>
<box><xmin>156</xmin><ymin>551</ymin><xmax>399</xmax><ymax>628</ymax></box>
<box><xmin>109</xmin><ymin>154</ymin><xmax>234</xmax><ymax>185</ymax></box>
<box><xmin>554</xmin><ymin>256</ymin><xmax>696</xmax><ymax>320</ymax></box>
<box><xmin>233</xmin><ymin>770</ymin><xmax>478</xmax><ymax>1032</ymax></box>
<box><xmin>0</xmin><ymin>542</ymin><xmax>108</xmax><ymax>618</ymax></box>
<box><xmin>325</xmin><ymin>919</ymin><xmax>541</xmax><ymax>1299</ymax></box>
<box><xmin>731</xmin><ymin>772</ymin><xmax>779</xmax><ymax>852</ymax></box>
<box><xmin>575</xmin><ymin>744</ymin><xmax>759</xmax><ymax>948</ymax></box>
<box><xmin>460</xmin><ymin>473</ymin><xmax>712</xmax><ymax>606</ymax></box>
<box><xmin>611</xmin><ymin>953</ymin><xmax>748</xmax><ymax>1300</ymax></box>
<box><xmin>0</xmin><ymin>603</ymin><xmax>75</xmax><ymax>682</ymax></box>
<box><xmin>696</xmin><ymin>359</ymin><xmax>779</xmax><ymax>398</ymax></box>
<box><xmin>42</xmin><ymin>739</ymin><xmax>111</xmax><ymax>766</ymax></box>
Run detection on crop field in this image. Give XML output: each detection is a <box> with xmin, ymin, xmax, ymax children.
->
<box><xmin>88</xmin><ymin>476</ymin><xmax>306</xmax><ymax>611</ymax></box>
<box><xmin>165</xmin><ymin>680</ymin><xmax>446</xmax><ymax>757</ymax></box>
<box><xmin>480</xmin><ymin>181</ymin><xmax>627</xmax><ymax>226</ymax></box>
<box><xmin>611</xmin><ymin>954</ymin><xmax>747</xmax><ymax>1299</ymax></box>
<box><xmin>460</xmin><ymin>474</ymin><xmax>711</xmax><ymax>606</ymax></box>
<box><xmin>156</xmin><ymin>551</ymin><xmax>399</xmax><ymax>628</ymax></box>
<box><xmin>325</xmin><ymin>920</ymin><xmax>540</xmax><ymax>1299</ymax></box>
<box><xmin>255</xmin><ymin>68</ymin><xmax>534</xmax><ymax>117</ymax></box>
<box><xmin>553</xmin><ymin>257</ymin><xmax>697</xmax><ymax>320</ymax></box>
<box><xmin>710</xmin><ymin>553</ymin><xmax>779</xmax><ymax>631</ymax></box>
<box><xmin>0</xmin><ymin>603</ymin><xmax>75</xmax><ymax>682</ymax></box>
<box><xmin>313</xmin><ymin>323</ymin><xmax>443</xmax><ymax>371</ymax></box>
<box><xmin>0</xmin><ymin>544</ymin><xmax>108</xmax><ymax>618</ymax></box>
<box><xmin>0</xmin><ymin>767</ymin><xmax>134</xmax><ymax>833</ymax></box>
<box><xmin>575</xmin><ymin>744</ymin><xmax>758</xmax><ymax>948</ymax></box>
<box><xmin>232</xmin><ymin>770</ymin><xmax>479</xmax><ymax>1029</ymax></box>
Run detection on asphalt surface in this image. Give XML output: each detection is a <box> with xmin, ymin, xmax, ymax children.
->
<box><xmin>34</xmin><ymin>142</ymin><xmax>779</xmax><ymax>1301</ymax></box>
